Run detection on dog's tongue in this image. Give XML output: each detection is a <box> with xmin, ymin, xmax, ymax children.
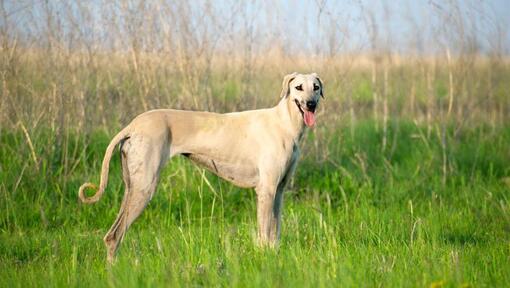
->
<box><xmin>303</xmin><ymin>110</ymin><xmax>316</xmax><ymax>127</ymax></box>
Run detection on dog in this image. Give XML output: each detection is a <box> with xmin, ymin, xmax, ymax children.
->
<box><xmin>79</xmin><ymin>72</ymin><xmax>324</xmax><ymax>262</ymax></box>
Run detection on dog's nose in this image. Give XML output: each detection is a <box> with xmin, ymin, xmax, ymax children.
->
<box><xmin>306</xmin><ymin>100</ymin><xmax>317</xmax><ymax>111</ymax></box>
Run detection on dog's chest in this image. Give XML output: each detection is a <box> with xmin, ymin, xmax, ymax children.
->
<box><xmin>286</xmin><ymin>142</ymin><xmax>300</xmax><ymax>173</ymax></box>
<box><xmin>290</xmin><ymin>143</ymin><xmax>300</xmax><ymax>163</ymax></box>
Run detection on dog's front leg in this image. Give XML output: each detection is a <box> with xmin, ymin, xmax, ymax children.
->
<box><xmin>256</xmin><ymin>183</ymin><xmax>284</xmax><ymax>246</ymax></box>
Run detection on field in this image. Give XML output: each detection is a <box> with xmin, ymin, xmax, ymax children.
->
<box><xmin>1</xmin><ymin>119</ymin><xmax>510</xmax><ymax>287</ymax></box>
<box><xmin>1</xmin><ymin>1</ymin><xmax>510</xmax><ymax>287</ymax></box>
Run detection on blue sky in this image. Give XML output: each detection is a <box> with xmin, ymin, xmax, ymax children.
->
<box><xmin>2</xmin><ymin>0</ymin><xmax>509</xmax><ymax>54</ymax></box>
<box><xmin>267</xmin><ymin>0</ymin><xmax>509</xmax><ymax>53</ymax></box>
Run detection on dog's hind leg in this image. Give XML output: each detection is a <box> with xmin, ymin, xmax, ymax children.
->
<box><xmin>103</xmin><ymin>136</ymin><xmax>167</xmax><ymax>263</ymax></box>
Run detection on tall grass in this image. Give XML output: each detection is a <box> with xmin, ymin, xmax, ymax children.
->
<box><xmin>1</xmin><ymin>122</ymin><xmax>510</xmax><ymax>286</ymax></box>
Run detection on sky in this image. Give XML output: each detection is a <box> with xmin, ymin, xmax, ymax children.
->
<box><xmin>269</xmin><ymin>0</ymin><xmax>510</xmax><ymax>54</ymax></box>
<box><xmin>2</xmin><ymin>0</ymin><xmax>509</xmax><ymax>54</ymax></box>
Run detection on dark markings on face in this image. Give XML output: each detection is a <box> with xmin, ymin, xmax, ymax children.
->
<box><xmin>291</xmin><ymin>76</ymin><xmax>322</xmax><ymax>104</ymax></box>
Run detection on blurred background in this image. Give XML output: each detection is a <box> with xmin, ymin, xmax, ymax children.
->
<box><xmin>1</xmin><ymin>0</ymin><xmax>508</xmax><ymax>131</ymax></box>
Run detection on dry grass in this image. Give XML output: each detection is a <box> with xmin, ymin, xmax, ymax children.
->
<box><xmin>1</xmin><ymin>0</ymin><xmax>508</xmax><ymax>132</ymax></box>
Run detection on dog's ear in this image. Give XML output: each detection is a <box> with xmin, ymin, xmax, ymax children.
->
<box><xmin>280</xmin><ymin>72</ymin><xmax>298</xmax><ymax>99</ymax></box>
<box><xmin>312</xmin><ymin>73</ymin><xmax>324</xmax><ymax>99</ymax></box>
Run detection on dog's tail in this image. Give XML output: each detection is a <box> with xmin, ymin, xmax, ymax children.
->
<box><xmin>78</xmin><ymin>127</ymin><xmax>131</xmax><ymax>204</ymax></box>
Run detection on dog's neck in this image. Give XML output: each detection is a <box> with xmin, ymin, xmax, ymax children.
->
<box><xmin>275</xmin><ymin>97</ymin><xmax>306</xmax><ymax>142</ymax></box>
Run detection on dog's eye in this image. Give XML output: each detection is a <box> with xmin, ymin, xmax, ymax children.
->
<box><xmin>295</xmin><ymin>84</ymin><xmax>303</xmax><ymax>91</ymax></box>
<box><xmin>313</xmin><ymin>83</ymin><xmax>320</xmax><ymax>91</ymax></box>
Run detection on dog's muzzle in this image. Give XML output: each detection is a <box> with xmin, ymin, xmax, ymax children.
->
<box><xmin>306</xmin><ymin>100</ymin><xmax>317</xmax><ymax>112</ymax></box>
<box><xmin>294</xmin><ymin>99</ymin><xmax>317</xmax><ymax>113</ymax></box>
<box><xmin>294</xmin><ymin>99</ymin><xmax>317</xmax><ymax>127</ymax></box>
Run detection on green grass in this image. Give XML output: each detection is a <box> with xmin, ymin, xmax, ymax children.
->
<box><xmin>1</xmin><ymin>120</ymin><xmax>509</xmax><ymax>287</ymax></box>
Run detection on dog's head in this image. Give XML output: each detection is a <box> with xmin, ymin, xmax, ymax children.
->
<box><xmin>280</xmin><ymin>72</ymin><xmax>324</xmax><ymax>127</ymax></box>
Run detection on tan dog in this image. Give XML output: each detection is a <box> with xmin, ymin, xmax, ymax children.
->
<box><xmin>79</xmin><ymin>72</ymin><xmax>324</xmax><ymax>262</ymax></box>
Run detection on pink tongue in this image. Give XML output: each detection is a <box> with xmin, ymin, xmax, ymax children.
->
<box><xmin>304</xmin><ymin>110</ymin><xmax>316</xmax><ymax>127</ymax></box>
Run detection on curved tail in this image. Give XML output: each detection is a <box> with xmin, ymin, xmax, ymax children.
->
<box><xmin>79</xmin><ymin>127</ymin><xmax>131</xmax><ymax>204</ymax></box>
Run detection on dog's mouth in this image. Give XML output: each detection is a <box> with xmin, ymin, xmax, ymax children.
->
<box><xmin>294</xmin><ymin>99</ymin><xmax>316</xmax><ymax>128</ymax></box>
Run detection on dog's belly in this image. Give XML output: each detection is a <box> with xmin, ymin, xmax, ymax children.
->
<box><xmin>182</xmin><ymin>153</ymin><xmax>259</xmax><ymax>188</ymax></box>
